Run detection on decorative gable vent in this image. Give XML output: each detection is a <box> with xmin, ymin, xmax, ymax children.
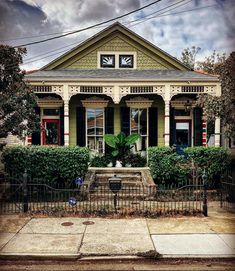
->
<box><xmin>182</xmin><ymin>86</ymin><xmax>204</xmax><ymax>93</ymax></box>
<box><xmin>130</xmin><ymin>86</ymin><xmax>153</xmax><ymax>93</ymax></box>
<box><xmin>80</xmin><ymin>86</ymin><xmax>103</xmax><ymax>93</ymax></box>
<box><xmin>33</xmin><ymin>85</ymin><xmax>52</xmax><ymax>92</ymax></box>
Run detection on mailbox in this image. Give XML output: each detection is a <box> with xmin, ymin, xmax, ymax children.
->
<box><xmin>109</xmin><ymin>174</ymin><xmax>122</xmax><ymax>193</ymax></box>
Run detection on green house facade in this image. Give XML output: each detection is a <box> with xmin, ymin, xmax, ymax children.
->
<box><xmin>25</xmin><ymin>22</ymin><xmax>221</xmax><ymax>154</ymax></box>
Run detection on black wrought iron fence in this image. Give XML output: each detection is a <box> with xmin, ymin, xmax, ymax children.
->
<box><xmin>0</xmin><ymin>175</ymin><xmax>206</xmax><ymax>216</ymax></box>
<box><xmin>220</xmin><ymin>167</ymin><xmax>235</xmax><ymax>211</ymax></box>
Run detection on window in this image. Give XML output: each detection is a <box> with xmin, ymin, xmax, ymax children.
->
<box><xmin>174</xmin><ymin>109</ymin><xmax>190</xmax><ymax>117</ymax></box>
<box><xmin>42</xmin><ymin>119</ymin><xmax>60</xmax><ymax>145</ymax></box>
<box><xmin>86</xmin><ymin>108</ymin><xmax>104</xmax><ymax>153</ymax></box>
<box><xmin>43</xmin><ymin>108</ymin><xmax>59</xmax><ymax>116</ymax></box>
<box><xmin>119</xmin><ymin>55</ymin><xmax>134</xmax><ymax>68</ymax></box>
<box><xmin>130</xmin><ymin>108</ymin><xmax>148</xmax><ymax>152</ymax></box>
<box><xmin>100</xmin><ymin>54</ymin><xmax>115</xmax><ymax>68</ymax></box>
<box><xmin>98</xmin><ymin>52</ymin><xmax>135</xmax><ymax>69</ymax></box>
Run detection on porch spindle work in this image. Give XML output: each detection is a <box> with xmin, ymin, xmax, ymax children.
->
<box><xmin>64</xmin><ymin>100</ymin><xmax>69</xmax><ymax>146</ymax></box>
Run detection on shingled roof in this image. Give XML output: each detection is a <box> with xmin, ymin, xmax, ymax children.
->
<box><xmin>26</xmin><ymin>69</ymin><xmax>219</xmax><ymax>82</ymax></box>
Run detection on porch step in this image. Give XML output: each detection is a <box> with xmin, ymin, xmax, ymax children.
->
<box><xmin>95</xmin><ymin>173</ymin><xmax>142</xmax><ymax>185</ymax></box>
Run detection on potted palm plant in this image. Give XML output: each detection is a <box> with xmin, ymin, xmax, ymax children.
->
<box><xmin>104</xmin><ymin>132</ymin><xmax>140</xmax><ymax>167</ymax></box>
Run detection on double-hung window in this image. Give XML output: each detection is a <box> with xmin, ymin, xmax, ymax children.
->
<box><xmin>86</xmin><ymin>108</ymin><xmax>104</xmax><ymax>153</ymax></box>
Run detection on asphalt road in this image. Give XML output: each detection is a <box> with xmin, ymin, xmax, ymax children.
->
<box><xmin>0</xmin><ymin>259</ymin><xmax>235</xmax><ymax>271</ymax></box>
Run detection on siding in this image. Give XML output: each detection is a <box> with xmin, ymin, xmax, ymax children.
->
<box><xmin>114</xmin><ymin>106</ymin><xmax>121</xmax><ymax>134</ymax></box>
<box><xmin>65</xmin><ymin>36</ymin><xmax>167</xmax><ymax>70</ymax></box>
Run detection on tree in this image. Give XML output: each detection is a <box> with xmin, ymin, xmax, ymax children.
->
<box><xmin>0</xmin><ymin>45</ymin><xmax>38</xmax><ymax>147</ymax></box>
<box><xmin>197</xmin><ymin>50</ymin><xmax>226</xmax><ymax>74</ymax></box>
<box><xmin>197</xmin><ymin>52</ymin><xmax>235</xmax><ymax>138</ymax></box>
<box><xmin>181</xmin><ymin>46</ymin><xmax>201</xmax><ymax>70</ymax></box>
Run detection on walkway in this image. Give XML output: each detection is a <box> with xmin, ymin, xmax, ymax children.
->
<box><xmin>0</xmin><ymin>202</ymin><xmax>234</xmax><ymax>259</ymax></box>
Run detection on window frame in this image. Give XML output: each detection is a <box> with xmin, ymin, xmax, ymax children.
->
<box><xmin>86</xmin><ymin>108</ymin><xmax>105</xmax><ymax>154</ymax></box>
<box><xmin>130</xmin><ymin>108</ymin><xmax>149</xmax><ymax>153</ymax></box>
<box><xmin>100</xmin><ymin>54</ymin><xmax>115</xmax><ymax>68</ymax></box>
<box><xmin>119</xmin><ymin>54</ymin><xmax>134</xmax><ymax>68</ymax></box>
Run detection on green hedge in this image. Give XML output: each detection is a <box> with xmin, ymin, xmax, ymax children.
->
<box><xmin>148</xmin><ymin>147</ymin><xmax>189</xmax><ymax>185</ymax></box>
<box><xmin>184</xmin><ymin>147</ymin><xmax>230</xmax><ymax>183</ymax></box>
<box><xmin>2</xmin><ymin>146</ymin><xmax>89</xmax><ymax>185</ymax></box>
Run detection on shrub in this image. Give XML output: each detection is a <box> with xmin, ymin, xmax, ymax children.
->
<box><xmin>123</xmin><ymin>153</ymin><xmax>147</xmax><ymax>167</ymax></box>
<box><xmin>148</xmin><ymin>147</ymin><xmax>189</xmax><ymax>185</ymax></box>
<box><xmin>2</xmin><ymin>146</ymin><xmax>89</xmax><ymax>186</ymax></box>
<box><xmin>90</xmin><ymin>155</ymin><xmax>110</xmax><ymax>167</ymax></box>
<box><xmin>184</xmin><ymin>147</ymin><xmax>230</xmax><ymax>186</ymax></box>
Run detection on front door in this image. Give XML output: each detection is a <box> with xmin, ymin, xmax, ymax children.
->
<box><xmin>42</xmin><ymin>119</ymin><xmax>60</xmax><ymax>145</ymax></box>
<box><xmin>175</xmin><ymin>121</ymin><xmax>191</xmax><ymax>155</ymax></box>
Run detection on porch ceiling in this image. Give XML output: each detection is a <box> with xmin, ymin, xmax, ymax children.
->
<box><xmin>26</xmin><ymin>69</ymin><xmax>219</xmax><ymax>82</ymax></box>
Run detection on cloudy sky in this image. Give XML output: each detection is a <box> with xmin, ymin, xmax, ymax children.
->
<box><xmin>0</xmin><ymin>0</ymin><xmax>234</xmax><ymax>70</ymax></box>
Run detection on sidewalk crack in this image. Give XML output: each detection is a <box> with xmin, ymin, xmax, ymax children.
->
<box><xmin>0</xmin><ymin>216</ymin><xmax>32</xmax><ymax>251</ymax></box>
<box><xmin>77</xmin><ymin>224</ymin><xmax>87</xmax><ymax>254</ymax></box>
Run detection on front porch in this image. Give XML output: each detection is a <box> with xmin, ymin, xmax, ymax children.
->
<box><xmin>28</xmin><ymin>77</ymin><xmax>222</xmax><ymax>152</ymax></box>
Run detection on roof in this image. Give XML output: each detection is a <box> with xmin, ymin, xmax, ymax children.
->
<box><xmin>42</xmin><ymin>22</ymin><xmax>190</xmax><ymax>71</ymax></box>
<box><xmin>25</xmin><ymin>69</ymin><xmax>219</xmax><ymax>82</ymax></box>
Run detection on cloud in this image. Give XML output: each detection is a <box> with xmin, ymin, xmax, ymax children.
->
<box><xmin>0</xmin><ymin>0</ymin><xmax>234</xmax><ymax>70</ymax></box>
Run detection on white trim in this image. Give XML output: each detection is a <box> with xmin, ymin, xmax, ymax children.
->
<box><xmin>85</xmin><ymin>108</ymin><xmax>105</xmax><ymax>154</ymax></box>
<box><xmin>97</xmin><ymin>51</ymin><xmax>137</xmax><ymax>69</ymax></box>
<box><xmin>130</xmin><ymin>108</ymin><xmax>149</xmax><ymax>154</ymax></box>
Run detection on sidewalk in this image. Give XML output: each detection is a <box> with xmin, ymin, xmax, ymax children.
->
<box><xmin>0</xmin><ymin>202</ymin><xmax>234</xmax><ymax>259</ymax></box>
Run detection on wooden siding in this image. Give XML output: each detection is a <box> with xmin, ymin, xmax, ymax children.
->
<box><xmin>64</xmin><ymin>36</ymin><xmax>168</xmax><ymax>70</ymax></box>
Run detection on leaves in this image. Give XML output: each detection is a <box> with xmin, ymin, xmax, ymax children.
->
<box><xmin>180</xmin><ymin>46</ymin><xmax>201</xmax><ymax>69</ymax></box>
<box><xmin>104</xmin><ymin>132</ymin><xmax>140</xmax><ymax>165</ymax></box>
<box><xmin>197</xmin><ymin>52</ymin><xmax>235</xmax><ymax>138</ymax></box>
<box><xmin>2</xmin><ymin>146</ymin><xmax>90</xmax><ymax>185</ymax></box>
<box><xmin>125</xmin><ymin>134</ymin><xmax>141</xmax><ymax>145</ymax></box>
<box><xmin>0</xmin><ymin>45</ymin><xmax>38</xmax><ymax>144</ymax></box>
<box><xmin>104</xmin><ymin>134</ymin><xmax>118</xmax><ymax>148</ymax></box>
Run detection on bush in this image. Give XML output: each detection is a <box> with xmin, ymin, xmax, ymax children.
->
<box><xmin>90</xmin><ymin>155</ymin><xmax>110</xmax><ymax>167</ymax></box>
<box><xmin>148</xmin><ymin>147</ymin><xmax>189</xmax><ymax>185</ymax></box>
<box><xmin>123</xmin><ymin>153</ymin><xmax>147</xmax><ymax>167</ymax></box>
<box><xmin>184</xmin><ymin>147</ymin><xmax>230</xmax><ymax>185</ymax></box>
<box><xmin>2</xmin><ymin>146</ymin><xmax>89</xmax><ymax>186</ymax></box>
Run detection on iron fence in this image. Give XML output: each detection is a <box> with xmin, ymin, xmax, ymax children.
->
<box><xmin>220</xmin><ymin>167</ymin><xmax>235</xmax><ymax>211</ymax></box>
<box><xmin>0</xmin><ymin>175</ymin><xmax>206</xmax><ymax>216</ymax></box>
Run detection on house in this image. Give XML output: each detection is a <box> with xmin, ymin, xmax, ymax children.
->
<box><xmin>25</xmin><ymin>22</ymin><xmax>221</xmax><ymax>154</ymax></box>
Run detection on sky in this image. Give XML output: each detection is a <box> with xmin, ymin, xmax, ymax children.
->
<box><xmin>0</xmin><ymin>0</ymin><xmax>234</xmax><ymax>71</ymax></box>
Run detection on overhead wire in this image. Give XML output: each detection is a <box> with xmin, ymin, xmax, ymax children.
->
<box><xmin>2</xmin><ymin>0</ymin><xmax>227</xmax><ymax>71</ymax></box>
<box><xmin>13</xmin><ymin>0</ymin><xmax>163</xmax><ymax>48</ymax></box>
<box><xmin>3</xmin><ymin>0</ymin><xmax>191</xmax><ymax>69</ymax></box>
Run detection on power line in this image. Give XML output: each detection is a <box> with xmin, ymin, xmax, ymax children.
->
<box><xmin>3</xmin><ymin>1</ymin><xmax>226</xmax><ymax>71</ymax></box>
<box><xmin>129</xmin><ymin>3</ymin><xmax>220</xmax><ymax>28</ymax></box>
<box><xmin>14</xmin><ymin>0</ymin><xmax>163</xmax><ymax>48</ymax></box>
<box><xmin>0</xmin><ymin>0</ymin><xmax>185</xmax><ymax>43</ymax></box>
<box><xmin>4</xmin><ymin>0</ymin><xmax>187</xmax><ymax>69</ymax></box>
<box><xmin>0</xmin><ymin>24</ymin><xmax>107</xmax><ymax>43</ymax></box>
<box><xmin>125</xmin><ymin>0</ymin><xmax>191</xmax><ymax>27</ymax></box>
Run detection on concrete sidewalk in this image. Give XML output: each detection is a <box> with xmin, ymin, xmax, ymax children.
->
<box><xmin>0</xmin><ymin>203</ymin><xmax>234</xmax><ymax>259</ymax></box>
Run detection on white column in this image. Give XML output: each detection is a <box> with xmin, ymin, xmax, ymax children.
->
<box><xmin>164</xmin><ymin>100</ymin><xmax>170</xmax><ymax>147</ymax></box>
<box><xmin>64</xmin><ymin>100</ymin><xmax>69</xmax><ymax>146</ymax></box>
<box><xmin>215</xmin><ymin>117</ymin><xmax>221</xmax><ymax>147</ymax></box>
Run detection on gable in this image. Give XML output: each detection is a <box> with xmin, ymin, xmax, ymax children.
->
<box><xmin>43</xmin><ymin>22</ymin><xmax>189</xmax><ymax>71</ymax></box>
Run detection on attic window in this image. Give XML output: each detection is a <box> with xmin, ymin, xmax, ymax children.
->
<box><xmin>100</xmin><ymin>54</ymin><xmax>115</xmax><ymax>68</ymax></box>
<box><xmin>119</xmin><ymin>55</ymin><xmax>134</xmax><ymax>68</ymax></box>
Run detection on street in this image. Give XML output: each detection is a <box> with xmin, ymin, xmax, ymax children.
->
<box><xmin>0</xmin><ymin>259</ymin><xmax>235</xmax><ymax>271</ymax></box>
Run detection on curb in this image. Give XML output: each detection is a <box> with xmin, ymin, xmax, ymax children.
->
<box><xmin>0</xmin><ymin>253</ymin><xmax>234</xmax><ymax>261</ymax></box>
